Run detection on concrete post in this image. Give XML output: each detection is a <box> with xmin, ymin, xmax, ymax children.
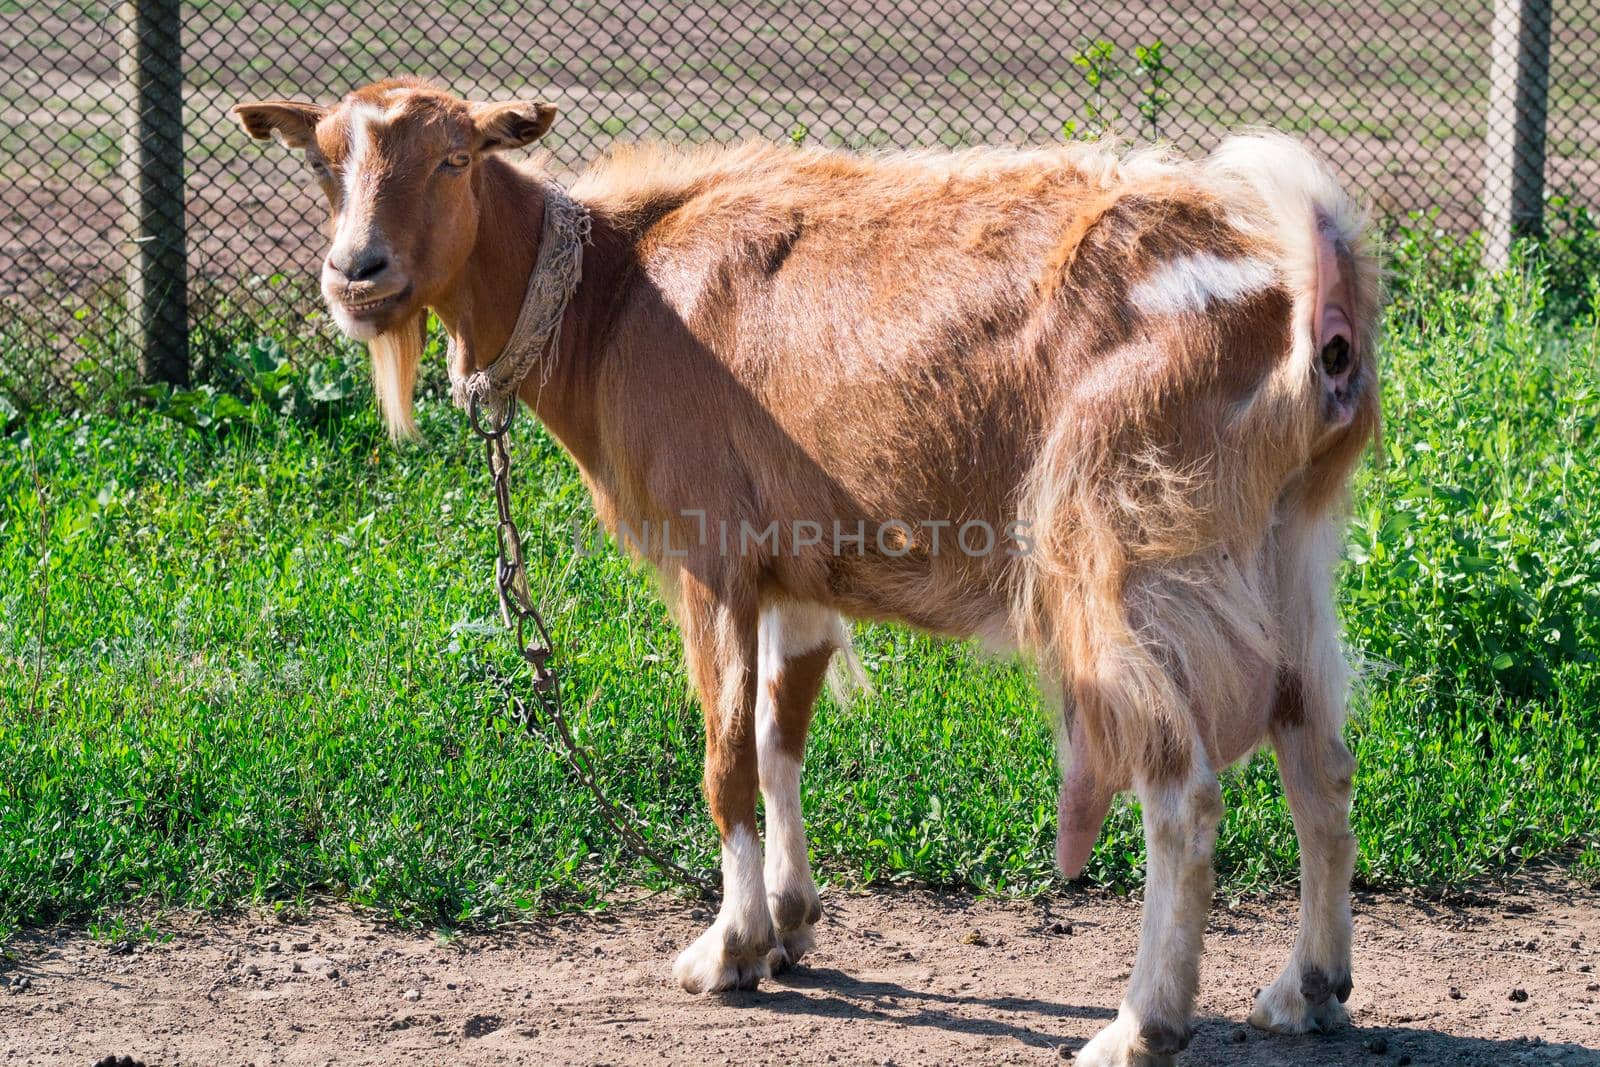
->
<box><xmin>120</xmin><ymin>0</ymin><xmax>189</xmax><ymax>385</ymax></box>
<box><xmin>1481</xmin><ymin>0</ymin><xmax>1553</xmax><ymax>270</ymax></box>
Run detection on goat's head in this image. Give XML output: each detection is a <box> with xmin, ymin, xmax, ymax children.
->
<box><xmin>232</xmin><ymin>78</ymin><xmax>556</xmax><ymax>435</ymax></box>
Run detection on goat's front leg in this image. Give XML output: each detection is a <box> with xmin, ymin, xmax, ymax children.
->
<box><xmin>756</xmin><ymin>604</ymin><xmax>838</xmax><ymax>973</ymax></box>
<box><xmin>672</xmin><ymin>574</ymin><xmax>774</xmax><ymax>993</ymax></box>
<box><xmin>1250</xmin><ymin>671</ymin><xmax>1357</xmax><ymax>1034</ymax></box>
<box><xmin>1077</xmin><ymin>756</ymin><xmax>1222</xmax><ymax>1067</ymax></box>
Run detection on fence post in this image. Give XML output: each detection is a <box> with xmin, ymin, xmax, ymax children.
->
<box><xmin>1481</xmin><ymin>0</ymin><xmax>1552</xmax><ymax>270</ymax></box>
<box><xmin>120</xmin><ymin>0</ymin><xmax>189</xmax><ymax>386</ymax></box>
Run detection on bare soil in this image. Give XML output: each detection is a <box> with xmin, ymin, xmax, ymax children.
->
<box><xmin>4</xmin><ymin>874</ymin><xmax>1599</xmax><ymax>1066</ymax></box>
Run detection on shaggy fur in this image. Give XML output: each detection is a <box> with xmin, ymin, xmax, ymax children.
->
<box><xmin>235</xmin><ymin>81</ymin><xmax>1380</xmax><ymax>1067</ymax></box>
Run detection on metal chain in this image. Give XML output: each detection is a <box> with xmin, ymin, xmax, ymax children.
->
<box><xmin>467</xmin><ymin>397</ymin><xmax>719</xmax><ymax>899</ymax></box>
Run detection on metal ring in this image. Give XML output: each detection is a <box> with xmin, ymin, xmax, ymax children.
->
<box><xmin>468</xmin><ymin>394</ymin><xmax>516</xmax><ymax>439</ymax></box>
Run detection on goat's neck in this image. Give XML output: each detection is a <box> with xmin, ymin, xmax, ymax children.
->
<box><xmin>430</xmin><ymin>156</ymin><xmax>613</xmax><ymax>467</ymax></box>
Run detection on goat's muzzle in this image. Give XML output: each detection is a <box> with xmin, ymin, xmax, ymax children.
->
<box><xmin>322</xmin><ymin>270</ymin><xmax>413</xmax><ymax>342</ymax></box>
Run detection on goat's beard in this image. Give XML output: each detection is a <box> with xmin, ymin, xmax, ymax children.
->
<box><xmin>367</xmin><ymin>315</ymin><xmax>423</xmax><ymax>441</ymax></box>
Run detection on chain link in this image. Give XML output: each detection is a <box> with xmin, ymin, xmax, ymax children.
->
<box><xmin>468</xmin><ymin>397</ymin><xmax>719</xmax><ymax>899</ymax></box>
<box><xmin>11</xmin><ymin>3</ymin><xmax>1600</xmax><ymax>407</ymax></box>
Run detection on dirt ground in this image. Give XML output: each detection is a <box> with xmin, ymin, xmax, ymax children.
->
<box><xmin>4</xmin><ymin>874</ymin><xmax>1599</xmax><ymax>1067</ymax></box>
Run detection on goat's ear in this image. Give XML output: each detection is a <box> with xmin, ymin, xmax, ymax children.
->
<box><xmin>231</xmin><ymin>100</ymin><xmax>328</xmax><ymax>150</ymax></box>
<box><xmin>468</xmin><ymin>100</ymin><xmax>557</xmax><ymax>153</ymax></box>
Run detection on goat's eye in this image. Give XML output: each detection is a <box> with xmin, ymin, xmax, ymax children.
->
<box><xmin>1320</xmin><ymin>336</ymin><xmax>1352</xmax><ymax>376</ymax></box>
<box><xmin>308</xmin><ymin>158</ymin><xmax>331</xmax><ymax>179</ymax></box>
<box><xmin>441</xmin><ymin>151</ymin><xmax>471</xmax><ymax>171</ymax></box>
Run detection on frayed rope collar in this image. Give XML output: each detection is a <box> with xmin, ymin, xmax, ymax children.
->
<box><xmin>448</xmin><ymin>180</ymin><xmax>591</xmax><ymax>420</ymax></box>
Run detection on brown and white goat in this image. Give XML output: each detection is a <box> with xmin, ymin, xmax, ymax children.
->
<box><xmin>235</xmin><ymin>78</ymin><xmax>1379</xmax><ymax>1066</ymax></box>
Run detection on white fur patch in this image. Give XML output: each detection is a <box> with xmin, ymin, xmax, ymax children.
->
<box><xmin>759</xmin><ymin>600</ymin><xmax>863</xmax><ymax>704</ymax></box>
<box><xmin>755</xmin><ymin>603</ymin><xmax>833</xmax><ymax>964</ymax></box>
<box><xmin>673</xmin><ymin>822</ymin><xmax>772</xmax><ymax>992</ymax></box>
<box><xmin>757</xmin><ymin>691</ymin><xmax>807</xmax><ymax>909</ymax></box>
<box><xmin>1130</xmin><ymin>253</ymin><xmax>1276</xmax><ymax>317</ymax></box>
<box><xmin>324</xmin><ymin>104</ymin><xmax>391</xmax><ymax>340</ymax></box>
<box><xmin>336</xmin><ymin>104</ymin><xmax>390</xmax><ymax>241</ymax></box>
<box><xmin>757</xmin><ymin>602</ymin><xmax>840</xmax><ymax>679</ymax></box>
<box><xmin>721</xmin><ymin>823</ymin><xmax>767</xmax><ymax>933</ymax></box>
<box><xmin>759</xmin><ymin>750</ymin><xmax>805</xmax><ymax>872</ymax></box>
<box><xmin>756</xmin><ymin>602</ymin><xmax>836</xmax><ymax>902</ymax></box>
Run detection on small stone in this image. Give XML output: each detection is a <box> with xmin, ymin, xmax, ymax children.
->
<box><xmin>1509</xmin><ymin>987</ymin><xmax>1529</xmax><ymax>1003</ymax></box>
<box><xmin>337</xmin><ymin>979</ymin><xmax>349</xmax><ymax>988</ymax></box>
<box><xmin>446</xmin><ymin>982</ymin><xmax>457</xmax><ymax>990</ymax></box>
<box><xmin>325</xmin><ymin>968</ymin><xmax>340</xmax><ymax>980</ymax></box>
<box><xmin>291</xmin><ymin>960</ymin><xmax>304</xmax><ymax>973</ymax></box>
<box><xmin>1587</xmin><ymin>982</ymin><xmax>1600</xmax><ymax>992</ymax></box>
<box><xmin>1579</xmin><ymin>963</ymin><xmax>1593</xmax><ymax>973</ymax></box>
<box><xmin>243</xmin><ymin>963</ymin><xmax>261</xmax><ymax>977</ymax></box>
<box><xmin>1230</xmin><ymin>1028</ymin><xmax>1248</xmax><ymax>1043</ymax></box>
<box><xmin>688</xmin><ymin>909</ymin><xmax>706</xmax><ymax>921</ymax></box>
<box><xmin>1449</xmin><ymin>986</ymin><xmax>1465</xmax><ymax>1000</ymax></box>
<box><xmin>1366</xmin><ymin>1036</ymin><xmax>1388</xmax><ymax>1054</ymax></box>
<box><xmin>291</xmin><ymin>942</ymin><xmax>311</xmax><ymax>953</ymax></box>
<box><xmin>1050</xmin><ymin>921</ymin><xmax>1072</xmax><ymax>935</ymax></box>
<box><xmin>403</xmin><ymin>988</ymin><xmax>421</xmax><ymax>1002</ymax></box>
<box><xmin>269</xmin><ymin>942</ymin><xmax>281</xmax><ymax>953</ymax></box>
<box><xmin>959</xmin><ymin>929</ymin><xmax>988</xmax><ymax>947</ymax></box>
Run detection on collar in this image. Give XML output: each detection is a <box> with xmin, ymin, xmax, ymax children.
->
<box><xmin>448</xmin><ymin>180</ymin><xmax>591</xmax><ymax>421</ymax></box>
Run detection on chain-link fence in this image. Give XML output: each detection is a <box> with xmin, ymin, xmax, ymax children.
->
<box><xmin>3</xmin><ymin>0</ymin><xmax>1595</xmax><ymax>409</ymax></box>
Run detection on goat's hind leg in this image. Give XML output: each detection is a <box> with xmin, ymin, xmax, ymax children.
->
<box><xmin>1077</xmin><ymin>743</ymin><xmax>1222</xmax><ymax>1067</ymax></box>
<box><xmin>1250</xmin><ymin>668</ymin><xmax>1357</xmax><ymax>1033</ymax></box>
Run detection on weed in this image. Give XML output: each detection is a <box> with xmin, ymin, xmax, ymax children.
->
<box><xmin>1071</xmin><ymin>39</ymin><xmax>1118</xmax><ymax>139</ymax></box>
<box><xmin>1134</xmin><ymin>42</ymin><xmax>1170</xmax><ymax>140</ymax></box>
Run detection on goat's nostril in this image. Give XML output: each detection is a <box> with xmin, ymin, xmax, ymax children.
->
<box><xmin>1320</xmin><ymin>335</ymin><xmax>1351</xmax><ymax>377</ymax></box>
<box><xmin>346</xmin><ymin>252</ymin><xmax>389</xmax><ymax>282</ymax></box>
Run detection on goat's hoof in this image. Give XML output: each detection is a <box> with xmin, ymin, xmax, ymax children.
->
<box><xmin>672</xmin><ymin>920</ymin><xmax>773</xmax><ymax>994</ymax></box>
<box><xmin>765</xmin><ymin>889</ymin><xmax>822</xmax><ymax>974</ymax></box>
<box><xmin>1075</xmin><ymin>1012</ymin><xmax>1183</xmax><ymax>1067</ymax></box>
<box><xmin>766</xmin><ymin>921</ymin><xmax>816</xmax><ymax>974</ymax></box>
<box><xmin>1249</xmin><ymin>966</ymin><xmax>1351</xmax><ymax>1034</ymax></box>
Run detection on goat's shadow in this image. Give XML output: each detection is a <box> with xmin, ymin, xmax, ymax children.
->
<box><xmin>708</xmin><ymin>964</ymin><xmax>1600</xmax><ymax>1066</ymax></box>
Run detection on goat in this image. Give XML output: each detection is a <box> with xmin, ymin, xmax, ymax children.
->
<box><xmin>234</xmin><ymin>78</ymin><xmax>1380</xmax><ymax>1066</ymax></box>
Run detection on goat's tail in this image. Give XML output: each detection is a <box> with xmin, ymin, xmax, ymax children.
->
<box><xmin>826</xmin><ymin>618</ymin><xmax>869</xmax><ymax>706</ymax></box>
<box><xmin>1204</xmin><ymin>132</ymin><xmax>1374</xmax><ymax>298</ymax></box>
<box><xmin>1204</xmin><ymin>131</ymin><xmax>1384</xmax><ymax>508</ymax></box>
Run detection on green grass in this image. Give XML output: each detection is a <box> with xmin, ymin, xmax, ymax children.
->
<box><xmin>1</xmin><ymin>238</ymin><xmax>1598</xmax><ymax>943</ymax></box>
